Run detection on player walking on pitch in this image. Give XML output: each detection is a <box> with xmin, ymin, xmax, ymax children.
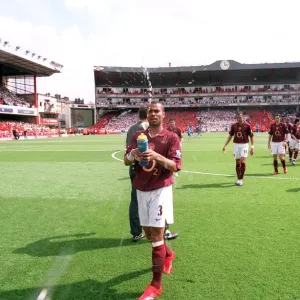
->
<box><xmin>290</xmin><ymin>118</ymin><xmax>300</xmax><ymax>165</ymax></box>
<box><xmin>268</xmin><ymin>115</ymin><xmax>288</xmax><ymax>175</ymax></box>
<box><xmin>124</xmin><ymin>102</ymin><xmax>182</xmax><ymax>300</ymax></box>
<box><xmin>285</xmin><ymin>117</ymin><xmax>293</xmax><ymax>161</ymax></box>
<box><xmin>222</xmin><ymin>112</ymin><xmax>254</xmax><ymax>186</ymax></box>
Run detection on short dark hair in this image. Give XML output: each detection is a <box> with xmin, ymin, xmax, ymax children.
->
<box><xmin>149</xmin><ymin>101</ymin><xmax>165</xmax><ymax>111</ymax></box>
<box><xmin>138</xmin><ymin>106</ymin><xmax>148</xmax><ymax>120</ymax></box>
<box><xmin>294</xmin><ymin>118</ymin><xmax>300</xmax><ymax>124</ymax></box>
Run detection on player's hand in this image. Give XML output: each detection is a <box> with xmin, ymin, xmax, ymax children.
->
<box><xmin>141</xmin><ymin>149</ymin><xmax>158</xmax><ymax>162</ymax></box>
<box><xmin>268</xmin><ymin>143</ymin><xmax>271</xmax><ymax>149</ymax></box>
<box><xmin>222</xmin><ymin>146</ymin><xmax>226</xmax><ymax>152</ymax></box>
<box><xmin>131</xmin><ymin>149</ymin><xmax>142</xmax><ymax>161</ymax></box>
<box><xmin>250</xmin><ymin>147</ymin><xmax>254</xmax><ymax>155</ymax></box>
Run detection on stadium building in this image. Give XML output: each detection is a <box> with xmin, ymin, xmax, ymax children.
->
<box><xmin>92</xmin><ymin>60</ymin><xmax>300</xmax><ymax>133</ymax></box>
<box><xmin>0</xmin><ymin>39</ymin><xmax>71</xmax><ymax>139</ymax></box>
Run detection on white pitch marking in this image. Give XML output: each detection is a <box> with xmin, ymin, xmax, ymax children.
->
<box><xmin>180</xmin><ymin>170</ymin><xmax>300</xmax><ymax>181</ymax></box>
<box><xmin>0</xmin><ymin>149</ymin><xmax>271</xmax><ymax>153</ymax></box>
<box><xmin>112</xmin><ymin>150</ymin><xmax>124</xmax><ymax>162</ymax></box>
<box><xmin>111</xmin><ymin>150</ymin><xmax>300</xmax><ymax>181</ymax></box>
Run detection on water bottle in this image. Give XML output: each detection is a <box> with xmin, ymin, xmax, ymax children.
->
<box><xmin>137</xmin><ymin>133</ymin><xmax>149</xmax><ymax>166</ymax></box>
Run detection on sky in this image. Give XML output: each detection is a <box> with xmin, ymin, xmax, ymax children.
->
<box><xmin>0</xmin><ymin>0</ymin><xmax>300</xmax><ymax>103</ymax></box>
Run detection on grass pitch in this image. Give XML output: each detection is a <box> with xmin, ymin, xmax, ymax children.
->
<box><xmin>0</xmin><ymin>133</ymin><xmax>300</xmax><ymax>300</ymax></box>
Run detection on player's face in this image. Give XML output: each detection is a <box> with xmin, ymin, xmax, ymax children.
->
<box><xmin>236</xmin><ymin>115</ymin><xmax>243</xmax><ymax>124</ymax></box>
<box><xmin>147</xmin><ymin>103</ymin><xmax>165</xmax><ymax>127</ymax></box>
<box><xmin>169</xmin><ymin>121</ymin><xmax>175</xmax><ymax>129</ymax></box>
<box><xmin>275</xmin><ymin>116</ymin><xmax>280</xmax><ymax>124</ymax></box>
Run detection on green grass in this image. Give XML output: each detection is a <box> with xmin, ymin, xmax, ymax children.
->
<box><xmin>0</xmin><ymin>133</ymin><xmax>300</xmax><ymax>300</ymax></box>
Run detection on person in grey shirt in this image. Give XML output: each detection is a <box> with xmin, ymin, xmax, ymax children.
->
<box><xmin>126</xmin><ymin>106</ymin><xmax>149</xmax><ymax>241</ymax></box>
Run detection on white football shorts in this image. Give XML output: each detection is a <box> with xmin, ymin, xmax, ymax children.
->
<box><xmin>233</xmin><ymin>143</ymin><xmax>249</xmax><ymax>159</ymax></box>
<box><xmin>287</xmin><ymin>133</ymin><xmax>292</xmax><ymax>144</ymax></box>
<box><xmin>136</xmin><ymin>185</ymin><xmax>174</xmax><ymax>228</ymax></box>
<box><xmin>271</xmin><ymin>142</ymin><xmax>285</xmax><ymax>155</ymax></box>
<box><xmin>290</xmin><ymin>139</ymin><xmax>300</xmax><ymax>150</ymax></box>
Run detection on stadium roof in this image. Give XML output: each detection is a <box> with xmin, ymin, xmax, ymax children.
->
<box><xmin>0</xmin><ymin>41</ymin><xmax>63</xmax><ymax>77</ymax></box>
<box><xmin>94</xmin><ymin>60</ymin><xmax>300</xmax><ymax>87</ymax></box>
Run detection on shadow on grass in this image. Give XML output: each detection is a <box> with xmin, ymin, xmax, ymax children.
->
<box><xmin>13</xmin><ymin>233</ymin><xmax>146</xmax><ymax>257</ymax></box>
<box><xmin>245</xmin><ymin>173</ymin><xmax>272</xmax><ymax>177</ymax></box>
<box><xmin>0</xmin><ymin>268</ymin><xmax>151</xmax><ymax>300</ymax></box>
<box><xmin>118</xmin><ymin>177</ymin><xmax>130</xmax><ymax>181</ymax></box>
<box><xmin>286</xmin><ymin>188</ymin><xmax>300</xmax><ymax>193</ymax></box>
<box><xmin>176</xmin><ymin>182</ymin><xmax>234</xmax><ymax>189</ymax></box>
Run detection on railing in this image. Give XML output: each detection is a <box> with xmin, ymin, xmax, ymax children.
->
<box><xmin>96</xmin><ymin>101</ymin><xmax>300</xmax><ymax>109</ymax></box>
<box><xmin>96</xmin><ymin>90</ymin><xmax>300</xmax><ymax>99</ymax></box>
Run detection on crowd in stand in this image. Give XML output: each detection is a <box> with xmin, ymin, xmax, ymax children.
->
<box><xmin>91</xmin><ymin>110</ymin><xmax>234</xmax><ymax>132</ymax></box>
<box><xmin>96</xmin><ymin>96</ymin><xmax>299</xmax><ymax>107</ymax></box>
<box><xmin>0</xmin><ymin>86</ymin><xmax>31</xmax><ymax>108</ymax></box>
<box><xmin>0</xmin><ymin>121</ymin><xmax>56</xmax><ymax>138</ymax></box>
<box><xmin>91</xmin><ymin>108</ymin><xmax>298</xmax><ymax>133</ymax></box>
<box><xmin>1</xmin><ymin>109</ymin><xmax>297</xmax><ymax>139</ymax></box>
<box><xmin>196</xmin><ymin>110</ymin><xmax>236</xmax><ymax>131</ymax></box>
<box><xmin>104</xmin><ymin>113</ymin><xmax>137</xmax><ymax>132</ymax></box>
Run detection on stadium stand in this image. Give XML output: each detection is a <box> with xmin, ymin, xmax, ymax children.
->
<box><xmin>90</xmin><ymin>108</ymin><xmax>299</xmax><ymax>133</ymax></box>
<box><xmin>0</xmin><ymin>86</ymin><xmax>30</xmax><ymax>107</ymax></box>
<box><xmin>0</xmin><ymin>121</ymin><xmax>56</xmax><ymax>138</ymax></box>
<box><xmin>196</xmin><ymin>110</ymin><xmax>236</xmax><ymax>132</ymax></box>
<box><xmin>0</xmin><ymin>39</ymin><xmax>63</xmax><ymax>141</ymax></box>
<box><xmin>88</xmin><ymin>113</ymin><xmax>119</xmax><ymax>132</ymax></box>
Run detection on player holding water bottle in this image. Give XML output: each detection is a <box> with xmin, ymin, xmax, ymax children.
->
<box><xmin>124</xmin><ymin>102</ymin><xmax>182</xmax><ymax>300</ymax></box>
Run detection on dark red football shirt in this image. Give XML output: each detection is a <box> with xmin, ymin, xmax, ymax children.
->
<box><xmin>229</xmin><ymin>122</ymin><xmax>253</xmax><ymax>144</ymax></box>
<box><xmin>268</xmin><ymin>122</ymin><xmax>288</xmax><ymax>142</ymax></box>
<box><xmin>126</xmin><ymin>128</ymin><xmax>182</xmax><ymax>191</ymax></box>
<box><xmin>291</xmin><ymin>125</ymin><xmax>300</xmax><ymax>140</ymax></box>
<box><xmin>286</xmin><ymin>122</ymin><xmax>293</xmax><ymax>134</ymax></box>
<box><xmin>167</xmin><ymin>126</ymin><xmax>182</xmax><ymax>139</ymax></box>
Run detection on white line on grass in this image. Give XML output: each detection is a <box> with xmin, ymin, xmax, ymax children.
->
<box><xmin>111</xmin><ymin>150</ymin><xmax>300</xmax><ymax>181</ymax></box>
<box><xmin>112</xmin><ymin>151</ymin><xmax>124</xmax><ymax>162</ymax></box>
<box><xmin>180</xmin><ymin>170</ymin><xmax>300</xmax><ymax>181</ymax></box>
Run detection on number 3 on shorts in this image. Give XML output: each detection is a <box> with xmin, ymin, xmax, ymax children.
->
<box><xmin>158</xmin><ymin>205</ymin><xmax>163</xmax><ymax>216</ymax></box>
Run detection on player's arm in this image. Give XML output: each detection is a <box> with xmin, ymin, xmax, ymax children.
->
<box><xmin>291</xmin><ymin>134</ymin><xmax>299</xmax><ymax>142</ymax></box>
<box><xmin>178</xmin><ymin>129</ymin><xmax>183</xmax><ymax>144</ymax></box>
<box><xmin>124</xmin><ymin>150</ymin><xmax>136</xmax><ymax>165</ymax></box>
<box><xmin>124</xmin><ymin>133</ymin><xmax>140</xmax><ymax>166</ymax></box>
<box><xmin>222</xmin><ymin>134</ymin><xmax>233</xmax><ymax>152</ymax></box>
<box><xmin>268</xmin><ymin>133</ymin><xmax>272</xmax><ymax>149</ymax></box>
<box><xmin>249</xmin><ymin>134</ymin><xmax>254</xmax><ymax>155</ymax></box>
<box><xmin>268</xmin><ymin>127</ymin><xmax>272</xmax><ymax>149</ymax></box>
<box><xmin>223</xmin><ymin>124</ymin><xmax>234</xmax><ymax>152</ymax></box>
<box><xmin>141</xmin><ymin>135</ymin><xmax>181</xmax><ymax>173</ymax></box>
<box><xmin>155</xmin><ymin>154</ymin><xmax>178</xmax><ymax>172</ymax></box>
<box><xmin>291</xmin><ymin>128</ymin><xmax>297</xmax><ymax>141</ymax></box>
